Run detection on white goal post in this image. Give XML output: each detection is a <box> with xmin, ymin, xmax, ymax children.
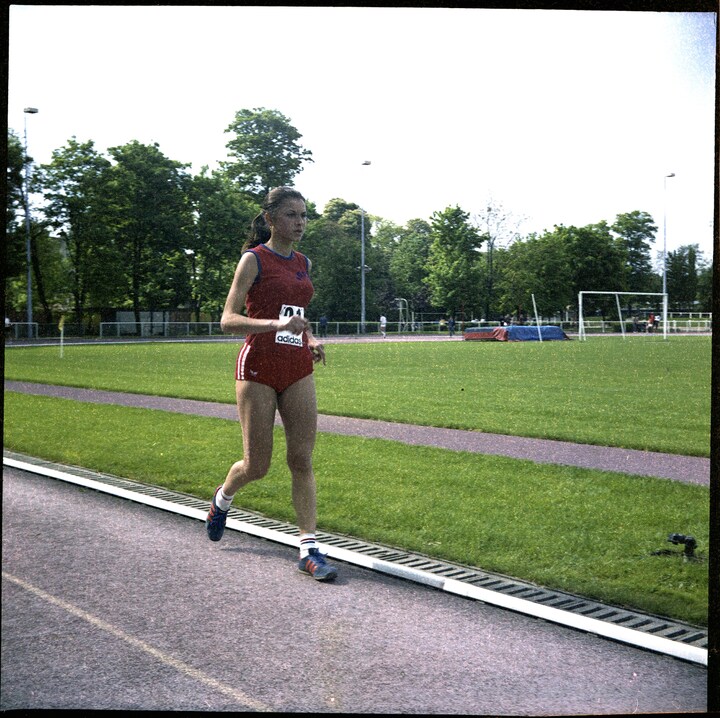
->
<box><xmin>578</xmin><ymin>291</ymin><xmax>668</xmax><ymax>340</ymax></box>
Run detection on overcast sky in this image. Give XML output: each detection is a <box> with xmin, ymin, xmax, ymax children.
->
<box><xmin>7</xmin><ymin>5</ymin><xmax>717</xmax><ymax>261</ymax></box>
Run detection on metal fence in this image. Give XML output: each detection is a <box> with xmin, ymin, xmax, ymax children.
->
<box><xmin>97</xmin><ymin>320</ymin><xmax>463</xmax><ymax>338</ymax></box>
<box><xmin>4</xmin><ymin>316</ymin><xmax>712</xmax><ymax>341</ymax></box>
<box><xmin>99</xmin><ymin>321</ymin><xmax>223</xmax><ymax>338</ymax></box>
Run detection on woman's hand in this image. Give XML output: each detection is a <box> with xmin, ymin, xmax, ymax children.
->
<box><xmin>279</xmin><ymin>314</ymin><xmax>309</xmax><ymax>335</ymax></box>
<box><xmin>308</xmin><ymin>338</ymin><xmax>326</xmax><ymax>365</ymax></box>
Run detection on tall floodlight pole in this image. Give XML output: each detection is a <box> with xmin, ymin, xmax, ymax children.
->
<box><xmin>23</xmin><ymin>107</ymin><xmax>39</xmax><ymax>339</ymax></box>
<box><xmin>360</xmin><ymin>160</ymin><xmax>371</xmax><ymax>333</ymax></box>
<box><xmin>360</xmin><ymin>206</ymin><xmax>366</xmax><ymax>333</ymax></box>
<box><xmin>662</xmin><ymin>172</ymin><xmax>675</xmax><ymax>337</ymax></box>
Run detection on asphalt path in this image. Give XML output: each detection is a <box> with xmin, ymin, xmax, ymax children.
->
<box><xmin>1</xmin><ymin>466</ymin><xmax>707</xmax><ymax>713</ymax></box>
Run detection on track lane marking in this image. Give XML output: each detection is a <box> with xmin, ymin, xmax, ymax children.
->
<box><xmin>2</xmin><ymin>571</ymin><xmax>271</xmax><ymax>712</ymax></box>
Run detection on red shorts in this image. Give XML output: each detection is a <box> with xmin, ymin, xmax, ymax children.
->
<box><xmin>235</xmin><ymin>341</ymin><xmax>313</xmax><ymax>394</ymax></box>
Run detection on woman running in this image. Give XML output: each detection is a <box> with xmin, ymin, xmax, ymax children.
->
<box><xmin>205</xmin><ymin>186</ymin><xmax>337</xmax><ymax>581</ymax></box>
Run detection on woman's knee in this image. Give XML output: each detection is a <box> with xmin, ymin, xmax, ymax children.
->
<box><xmin>234</xmin><ymin>455</ymin><xmax>271</xmax><ymax>482</ymax></box>
<box><xmin>286</xmin><ymin>449</ymin><xmax>313</xmax><ymax>476</ymax></box>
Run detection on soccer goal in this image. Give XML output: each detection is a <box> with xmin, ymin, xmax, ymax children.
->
<box><xmin>578</xmin><ymin>291</ymin><xmax>668</xmax><ymax>340</ymax></box>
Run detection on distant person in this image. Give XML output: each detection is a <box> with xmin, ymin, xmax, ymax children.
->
<box><xmin>448</xmin><ymin>317</ymin><xmax>455</xmax><ymax>337</ymax></box>
<box><xmin>380</xmin><ymin>314</ymin><xmax>387</xmax><ymax>338</ymax></box>
<box><xmin>647</xmin><ymin>313</ymin><xmax>655</xmax><ymax>333</ymax></box>
<box><xmin>205</xmin><ymin>186</ymin><xmax>337</xmax><ymax>582</ymax></box>
<box><xmin>319</xmin><ymin>314</ymin><xmax>328</xmax><ymax>338</ymax></box>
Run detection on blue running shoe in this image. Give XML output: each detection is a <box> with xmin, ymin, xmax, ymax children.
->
<box><xmin>298</xmin><ymin>547</ymin><xmax>338</xmax><ymax>581</ymax></box>
<box><xmin>206</xmin><ymin>486</ymin><xmax>228</xmax><ymax>542</ymax></box>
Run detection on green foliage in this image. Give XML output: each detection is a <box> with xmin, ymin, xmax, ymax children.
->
<box><xmin>696</xmin><ymin>262</ymin><xmax>713</xmax><ymax>312</ymax></box>
<box><xmin>322</xmin><ymin>197</ymin><xmax>360</xmax><ymax>224</ymax></box>
<box><xmin>300</xmin><ymin>208</ymin><xmax>391</xmax><ymax>322</ymax></box>
<box><xmin>106</xmin><ymin>141</ymin><xmax>194</xmax><ymax>322</ymax></box>
<box><xmin>612</xmin><ymin>210</ymin><xmax>658</xmax><ymax>293</ymax></box>
<box><xmin>496</xmin><ymin>231</ymin><xmax>573</xmax><ymax>318</ymax></box>
<box><xmin>190</xmin><ymin>169</ymin><xmax>257</xmax><ymax>321</ymax></box>
<box><xmin>223</xmin><ymin>107</ymin><xmax>313</xmax><ymax>199</ymax></box>
<box><xmin>424</xmin><ymin>205</ymin><xmax>485</xmax><ymax>317</ymax></box>
<box><xmin>4</xmin><ymin>110</ymin><xmax>709</xmax><ymax>327</ymax></box>
<box><xmin>5</xmin><ymin>130</ymin><xmax>25</xmax><ymax>240</ymax></box>
<box><xmin>559</xmin><ymin>221</ymin><xmax>628</xmax><ymax>296</ymax></box>
<box><xmin>301</xmin><ymin>216</ymin><xmax>362</xmax><ymax>321</ymax></box>
<box><xmin>387</xmin><ymin>218</ymin><xmax>433</xmax><ymax>313</ymax></box>
<box><xmin>667</xmin><ymin>244</ymin><xmax>701</xmax><ymax>310</ymax></box>
<box><xmin>38</xmin><ymin>138</ymin><xmax>121</xmax><ymax>324</ymax></box>
<box><xmin>5</xmin><ymin>221</ymin><xmax>71</xmax><ymax>325</ymax></box>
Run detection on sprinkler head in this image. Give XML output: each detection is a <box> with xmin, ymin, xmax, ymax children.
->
<box><xmin>668</xmin><ymin>533</ymin><xmax>697</xmax><ymax>558</ymax></box>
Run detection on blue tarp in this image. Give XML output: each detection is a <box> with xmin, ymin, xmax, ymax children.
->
<box><xmin>464</xmin><ymin>325</ymin><xmax>569</xmax><ymax>341</ymax></box>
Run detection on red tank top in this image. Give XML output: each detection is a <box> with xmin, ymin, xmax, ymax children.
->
<box><xmin>243</xmin><ymin>243</ymin><xmax>314</xmax><ymax>354</ymax></box>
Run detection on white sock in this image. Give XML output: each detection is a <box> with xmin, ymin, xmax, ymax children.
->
<box><xmin>299</xmin><ymin>533</ymin><xmax>317</xmax><ymax>558</ymax></box>
<box><xmin>215</xmin><ymin>487</ymin><xmax>234</xmax><ymax>511</ymax></box>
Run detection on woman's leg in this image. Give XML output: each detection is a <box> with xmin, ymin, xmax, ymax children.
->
<box><xmin>223</xmin><ymin>379</ymin><xmax>278</xmax><ymax>494</ymax></box>
<box><xmin>277</xmin><ymin>374</ymin><xmax>318</xmax><ymax>534</ymax></box>
<box><xmin>207</xmin><ymin>379</ymin><xmax>278</xmax><ymax>541</ymax></box>
<box><xmin>278</xmin><ymin>374</ymin><xmax>337</xmax><ymax>580</ymax></box>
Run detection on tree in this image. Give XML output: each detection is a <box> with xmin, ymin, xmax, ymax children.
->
<box><xmin>496</xmin><ymin>231</ymin><xmax>573</xmax><ymax>321</ymax></box>
<box><xmin>38</xmin><ymin>138</ymin><xmax>120</xmax><ymax>328</ymax></box>
<box><xmin>611</xmin><ymin>210</ymin><xmax>657</xmax><ymax>295</ymax></box>
<box><xmin>106</xmin><ymin>141</ymin><xmax>193</xmax><ymax>328</ymax></box>
<box><xmin>362</xmin><ymin>218</ymin><xmax>397</xmax><ymax>319</ymax></box>
<box><xmin>5</xmin><ymin>130</ymin><xmax>26</xmax><ymax>289</ymax></box>
<box><xmin>696</xmin><ymin>262</ymin><xmax>712</xmax><ymax>312</ymax></box>
<box><xmin>190</xmin><ymin>168</ymin><xmax>257</xmax><ymax>321</ymax></box>
<box><xmin>557</xmin><ymin>222</ymin><xmax>627</xmax><ymax>304</ymax></box>
<box><xmin>322</xmin><ymin>197</ymin><xmax>358</xmax><ymax>224</ymax></box>
<box><xmin>666</xmin><ymin>244</ymin><xmax>700</xmax><ymax>310</ymax></box>
<box><xmin>473</xmin><ymin>199</ymin><xmax>524</xmax><ymax>321</ymax></box>
<box><xmin>300</xmin><ymin>215</ymin><xmax>361</xmax><ymax>322</ymax></box>
<box><xmin>425</xmin><ymin>206</ymin><xmax>485</xmax><ymax>319</ymax></box>
<box><xmin>5</xmin><ymin>220</ymin><xmax>70</xmax><ymax>327</ymax></box>
<box><xmin>299</xmin><ymin>198</ymin><xmax>393</xmax><ymax>324</ymax></box>
<box><xmin>223</xmin><ymin>108</ymin><xmax>313</xmax><ymax>199</ymax></box>
<box><xmin>5</xmin><ymin>130</ymin><xmax>70</xmax><ymax>325</ymax></box>
<box><xmin>387</xmin><ymin>218</ymin><xmax>433</xmax><ymax>314</ymax></box>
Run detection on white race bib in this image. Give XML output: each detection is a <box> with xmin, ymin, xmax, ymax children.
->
<box><xmin>275</xmin><ymin>304</ymin><xmax>304</xmax><ymax>347</ymax></box>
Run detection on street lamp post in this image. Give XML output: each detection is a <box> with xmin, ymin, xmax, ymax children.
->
<box><xmin>23</xmin><ymin>107</ymin><xmax>38</xmax><ymax>339</ymax></box>
<box><xmin>662</xmin><ymin>172</ymin><xmax>675</xmax><ymax>334</ymax></box>
<box><xmin>360</xmin><ymin>160</ymin><xmax>371</xmax><ymax>333</ymax></box>
<box><xmin>361</xmin><ymin>205</ymin><xmax>366</xmax><ymax>333</ymax></box>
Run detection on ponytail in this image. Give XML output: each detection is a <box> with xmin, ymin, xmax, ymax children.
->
<box><xmin>242</xmin><ymin>212</ymin><xmax>272</xmax><ymax>252</ymax></box>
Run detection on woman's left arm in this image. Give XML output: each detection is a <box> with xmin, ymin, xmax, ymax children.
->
<box><xmin>306</xmin><ymin>325</ymin><xmax>326</xmax><ymax>365</ymax></box>
<box><xmin>305</xmin><ymin>257</ymin><xmax>326</xmax><ymax>365</ymax></box>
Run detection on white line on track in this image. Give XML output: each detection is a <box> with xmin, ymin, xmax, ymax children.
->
<box><xmin>2</xmin><ymin>570</ymin><xmax>271</xmax><ymax>712</ymax></box>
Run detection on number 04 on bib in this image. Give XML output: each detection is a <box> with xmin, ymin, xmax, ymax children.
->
<box><xmin>276</xmin><ymin>304</ymin><xmax>305</xmax><ymax>347</ymax></box>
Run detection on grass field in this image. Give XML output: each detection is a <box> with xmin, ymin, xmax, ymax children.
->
<box><xmin>4</xmin><ymin>336</ymin><xmax>712</xmax><ymax>455</ymax></box>
<box><xmin>3</xmin><ymin>337</ymin><xmax>711</xmax><ymax>625</ymax></box>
